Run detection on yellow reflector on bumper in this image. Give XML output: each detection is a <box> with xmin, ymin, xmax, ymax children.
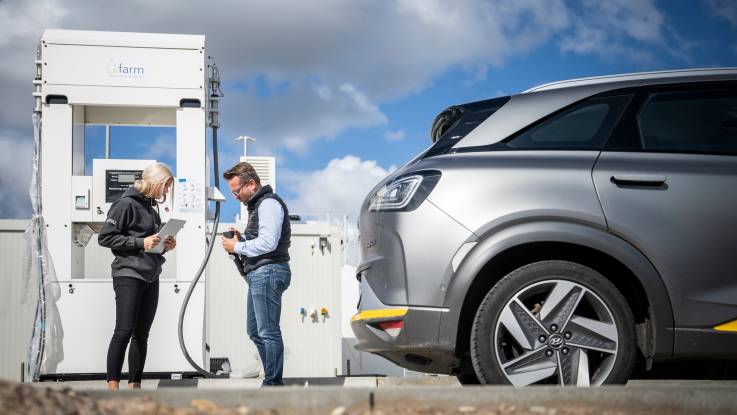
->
<box><xmin>352</xmin><ymin>308</ymin><xmax>408</xmax><ymax>322</ymax></box>
<box><xmin>714</xmin><ymin>319</ymin><xmax>737</xmax><ymax>332</ymax></box>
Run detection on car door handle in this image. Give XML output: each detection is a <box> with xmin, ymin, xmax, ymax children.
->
<box><xmin>610</xmin><ymin>174</ymin><xmax>667</xmax><ymax>186</ymax></box>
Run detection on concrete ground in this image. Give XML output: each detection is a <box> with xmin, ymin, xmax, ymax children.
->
<box><xmin>37</xmin><ymin>375</ymin><xmax>460</xmax><ymax>391</ymax></box>
<box><xmin>36</xmin><ymin>376</ymin><xmax>737</xmax><ymax>391</ymax></box>
<box><xmin>23</xmin><ymin>378</ymin><xmax>737</xmax><ymax>415</ymax></box>
<box><xmin>17</xmin><ymin>377</ymin><xmax>737</xmax><ymax>414</ymax></box>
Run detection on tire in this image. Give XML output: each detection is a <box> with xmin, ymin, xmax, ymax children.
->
<box><xmin>470</xmin><ymin>260</ymin><xmax>636</xmax><ymax>386</ymax></box>
<box><xmin>456</xmin><ymin>372</ymin><xmax>481</xmax><ymax>385</ymax></box>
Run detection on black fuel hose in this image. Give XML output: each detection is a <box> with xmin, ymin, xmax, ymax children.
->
<box><xmin>177</xmin><ymin>123</ymin><xmax>227</xmax><ymax>378</ymax></box>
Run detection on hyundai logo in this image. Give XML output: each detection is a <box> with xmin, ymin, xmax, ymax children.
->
<box><xmin>549</xmin><ymin>335</ymin><xmax>564</xmax><ymax>349</ymax></box>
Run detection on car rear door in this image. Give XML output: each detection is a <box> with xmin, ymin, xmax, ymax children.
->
<box><xmin>592</xmin><ymin>82</ymin><xmax>737</xmax><ymax>357</ymax></box>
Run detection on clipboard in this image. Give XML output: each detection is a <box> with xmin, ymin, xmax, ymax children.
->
<box><xmin>145</xmin><ymin>219</ymin><xmax>186</xmax><ymax>254</ymax></box>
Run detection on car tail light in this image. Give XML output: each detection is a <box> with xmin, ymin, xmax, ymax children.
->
<box><xmin>374</xmin><ymin>320</ymin><xmax>404</xmax><ymax>337</ymax></box>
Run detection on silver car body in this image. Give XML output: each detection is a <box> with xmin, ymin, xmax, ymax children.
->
<box><xmin>352</xmin><ymin>68</ymin><xmax>737</xmax><ymax>374</ymax></box>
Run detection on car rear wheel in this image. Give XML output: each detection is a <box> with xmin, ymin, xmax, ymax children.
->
<box><xmin>470</xmin><ymin>260</ymin><xmax>636</xmax><ymax>386</ymax></box>
<box><xmin>455</xmin><ymin>372</ymin><xmax>481</xmax><ymax>385</ymax></box>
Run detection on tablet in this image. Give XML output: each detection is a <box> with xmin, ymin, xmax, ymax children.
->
<box><xmin>145</xmin><ymin>219</ymin><xmax>186</xmax><ymax>254</ymax></box>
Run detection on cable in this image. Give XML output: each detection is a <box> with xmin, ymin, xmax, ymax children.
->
<box><xmin>177</xmin><ymin>57</ymin><xmax>227</xmax><ymax>378</ymax></box>
<box><xmin>177</xmin><ymin>126</ymin><xmax>225</xmax><ymax>378</ymax></box>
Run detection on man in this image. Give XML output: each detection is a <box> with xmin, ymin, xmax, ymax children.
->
<box><xmin>221</xmin><ymin>162</ymin><xmax>291</xmax><ymax>386</ymax></box>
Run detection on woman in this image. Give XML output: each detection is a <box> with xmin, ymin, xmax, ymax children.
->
<box><xmin>98</xmin><ymin>162</ymin><xmax>176</xmax><ymax>390</ymax></box>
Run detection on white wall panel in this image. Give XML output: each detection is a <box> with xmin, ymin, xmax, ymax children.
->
<box><xmin>43</xmin><ymin>44</ymin><xmax>204</xmax><ymax>90</ymax></box>
<box><xmin>207</xmin><ymin>223</ymin><xmax>344</xmax><ymax>378</ymax></box>
<box><xmin>1</xmin><ymin>220</ymin><xmax>401</xmax><ymax>381</ymax></box>
<box><xmin>0</xmin><ymin>221</ymin><xmax>36</xmax><ymax>381</ymax></box>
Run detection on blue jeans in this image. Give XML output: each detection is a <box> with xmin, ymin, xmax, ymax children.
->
<box><xmin>246</xmin><ymin>262</ymin><xmax>291</xmax><ymax>385</ymax></box>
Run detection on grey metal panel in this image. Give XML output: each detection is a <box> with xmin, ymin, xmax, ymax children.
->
<box><xmin>359</xmin><ymin>200</ymin><xmax>472</xmax><ymax>307</ymax></box>
<box><xmin>42</xmin><ymin>29</ymin><xmax>205</xmax><ymax>50</ymax></box>
<box><xmin>593</xmin><ymin>152</ymin><xmax>737</xmax><ymax>332</ymax></box>
<box><xmin>525</xmin><ymin>68</ymin><xmax>737</xmax><ymax>93</ymax></box>
<box><xmin>81</xmin><ymin>235</ymin><xmax>177</xmax><ymax>280</ymax></box>
<box><xmin>637</xmin><ymin>72</ymin><xmax>737</xmax><ymax>87</ymax></box>
<box><xmin>0</xmin><ymin>221</ymin><xmax>35</xmax><ymax>381</ymax></box>
<box><xmin>671</xmin><ymin>328</ymin><xmax>737</xmax><ymax>358</ymax></box>
<box><xmin>72</xmin><ymin>106</ymin><xmax>85</xmax><ymax>176</ymax></box>
<box><xmin>424</xmin><ymin>151</ymin><xmax>607</xmax><ymax>236</ymax></box>
<box><xmin>357</xmin><ymin>151</ymin><xmax>607</xmax><ymax>309</ymax></box>
<box><xmin>82</xmin><ymin>237</ymin><xmax>114</xmax><ymax>279</ymax></box>
<box><xmin>0</xmin><ymin>220</ymin><xmax>27</xmax><ymax>231</ymax></box>
<box><xmin>41</xmin><ymin>280</ymin><xmax>205</xmax><ymax>374</ymax></box>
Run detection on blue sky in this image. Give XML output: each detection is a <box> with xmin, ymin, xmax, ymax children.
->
<box><xmin>1</xmin><ymin>0</ymin><xmax>736</xmax><ymax>221</ymax></box>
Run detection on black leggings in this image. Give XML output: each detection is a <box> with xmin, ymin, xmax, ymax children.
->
<box><xmin>107</xmin><ymin>277</ymin><xmax>159</xmax><ymax>382</ymax></box>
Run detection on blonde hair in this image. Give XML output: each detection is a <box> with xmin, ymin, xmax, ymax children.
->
<box><xmin>134</xmin><ymin>162</ymin><xmax>174</xmax><ymax>203</ymax></box>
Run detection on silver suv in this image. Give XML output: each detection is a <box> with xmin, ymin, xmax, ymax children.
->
<box><xmin>351</xmin><ymin>68</ymin><xmax>737</xmax><ymax>386</ymax></box>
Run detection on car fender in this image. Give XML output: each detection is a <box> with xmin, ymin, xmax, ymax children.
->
<box><xmin>438</xmin><ymin>219</ymin><xmax>674</xmax><ymax>358</ymax></box>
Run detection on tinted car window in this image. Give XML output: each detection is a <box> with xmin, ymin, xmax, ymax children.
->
<box><xmin>424</xmin><ymin>96</ymin><xmax>510</xmax><ymax>158</ymax></box>
<box><xmin>637</xmin><ymin>88</ymin><xmax>737</xmax><ymax>155</ymax></box>
<box><xmin>506</xmin><ymin>94</ymin><xmax>632</xmax><ymax>150</ymax></box>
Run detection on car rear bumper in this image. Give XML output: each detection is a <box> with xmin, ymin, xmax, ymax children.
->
<box><xmin>350</xmin><ymin>277</ymin><xmax>458</xmax><ymax>374</ymax></box>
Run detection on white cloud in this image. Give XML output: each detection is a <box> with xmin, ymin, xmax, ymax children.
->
<box><xmin>705</xmin><ymin>0</ymin><xmax>737</xmax><ymax>27</ymax></box>
<box><xmin>3</xmin><ymin>0</ymin><xmax>573</xmax><ymax>137</ymax></box>
<box><xmin>558</xmin><ymin>0</ymin><xmax>693</xmax><ymax>64</ymax></box>
<box><xmin>139</xmin><ymin>133</ymin><xmax>177</xmax><ymax>161</ymax></box>
<box><xmin>559</xmin><ymin>24</ymin><xmax>608</xmax><ymax>55</ymax></box>
<box><xmin>601</xmin><ymin>0</ymin><xmax>664</xmax><ymax>43</ymax></box>
<box><xmin>0</xmin><ymin>0</ymin><xmax>66</xmax><ymax>132</ymax></box>
<box><xmin>281</xmin><ymin>155</ymin><xmax>395</xmax><ymax>266</ymax></box>
<box><xmin>0</xmin><ymin>0</ymin><xmax>702</xmax><ymax>218</ymax></box>
<box><xmin>0</xmin><ymin>0</ymin><xmax>66</xmax><ymax>74</ymax></box>
<box><xmin>204</xmin><ymin>0</ymin><xmax>570</xmax><ymax>152</ymax></box>
<box><xmin>384</xmin><ymin>129</ymin><xmax>406</xmax><ymax>143</ymax></box>
<box><xmin>282</xmin><ymin>156</ymin><xmax>393</xmax><ymax>219</ymax></box>
<box><xmin>0</xmin><ymin>0</ymin><xmax>696</xmax><ymax>145</ymax></box>
<box><xmin>221</xmin><ymin>81</ymin><xmax>387</xmax><ymax>154</ymax></box>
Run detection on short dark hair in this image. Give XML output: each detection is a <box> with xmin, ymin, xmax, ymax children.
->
<box><xmin>223</xmin><ymin>162</ymin><xmax>261</xmax><ymax>185</ymax></box>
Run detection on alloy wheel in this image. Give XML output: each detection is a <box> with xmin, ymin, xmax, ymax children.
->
<box><xmin>493</xmin><ymin>279</ymin><xmax>618</xmax><ymax>386</ymax></box>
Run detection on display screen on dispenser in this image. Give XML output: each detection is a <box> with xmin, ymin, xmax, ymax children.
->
<box><xmin>105</xmin><ymin>170</ymin><xmax>142</xmax><ymax>202</ymax></box>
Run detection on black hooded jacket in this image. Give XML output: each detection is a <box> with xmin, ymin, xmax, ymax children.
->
<box><xmin>98</xmin><ymin>187</ymin><xmax>166</xmax><ymax>282</ymax></box>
